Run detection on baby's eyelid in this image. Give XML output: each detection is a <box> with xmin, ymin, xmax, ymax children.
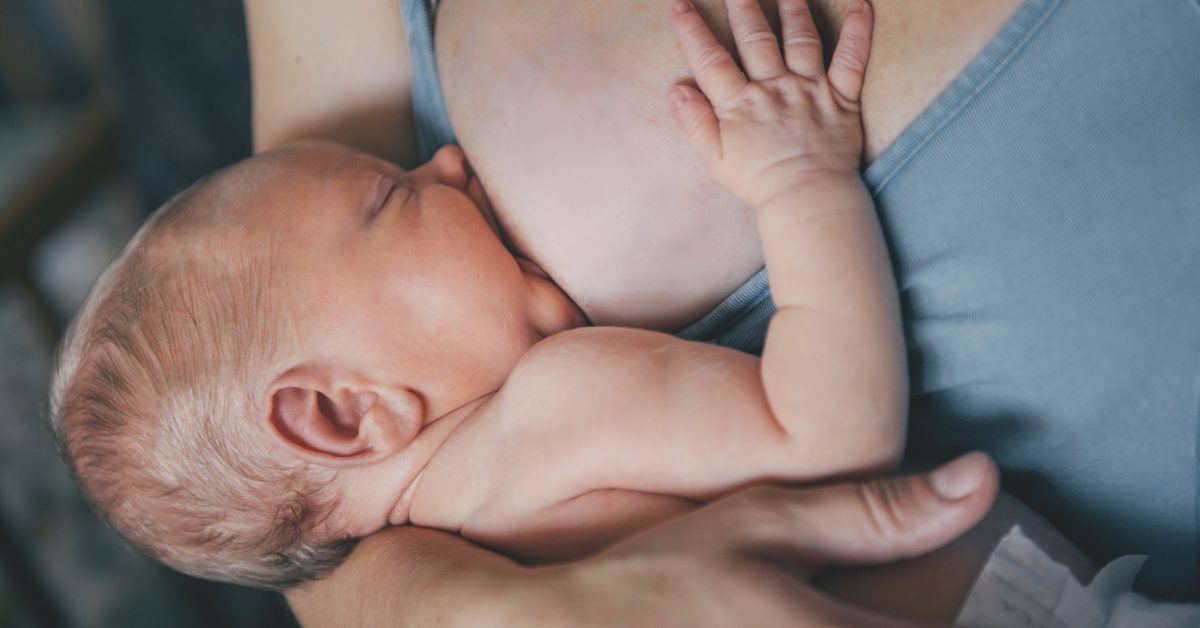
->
<box><xmin>366</xmin><ymin>175</ymin><xmax>409</xmax><ymax>223</ymax></box>
<box><xmin>364</xmin><ymin>175</ymin><xmax>391</xmax><ymax>222</ymax></box>
<box><xmin>370</xmin><ymin>184</ymin><xmax>394</xmax><ymax>222</ymax></box>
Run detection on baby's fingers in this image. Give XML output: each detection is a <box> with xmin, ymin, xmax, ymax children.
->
<box><xmin>670</xmin><ymin>0</ymin><xmax>747</xmax><ymax>104</ymax></box>
<box><xmin>827</xmin><ymin>0</ymin><xmax>873</xmax><ymax>104</ymax></box>
<box><xmin>779</xmin><ymin>0</ymin><xmax>825</xmax><ymax>79</ymax></box>
<box><xmin>726</xmin><ymin>0</ymin><xmax>786</xmax><ymax>80</ymax></box>
<box><xmin>668</xmin><ymin>85</ymin><xmax>722</xmax><ymax>166</ymax></box>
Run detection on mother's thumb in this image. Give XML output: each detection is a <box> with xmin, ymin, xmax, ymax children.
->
<box><xmin>789</xmin><ymin>452</ymin><xmax>999</xmax><ymax>568</ymax></box>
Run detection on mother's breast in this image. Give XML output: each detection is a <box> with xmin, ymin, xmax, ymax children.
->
<box><xmin>435</xmin><ymin>0</ymin><xmax>765</xmax><ymax>330</ymax></box>
<box><xmin>432</xmin><ymin>0</ymin><xmax>1019</xmax><ymax>331</ymax></box>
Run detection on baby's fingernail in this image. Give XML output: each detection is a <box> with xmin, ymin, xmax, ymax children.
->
<box><xmin>669</xmin><ymin>88</ymin><xmax>688</xmax><ymax>111</ymax></box>
<box><xmin>674</xmin><ymin>0</ymin><xmax>693</xmax><ymax>14</ymax></box>
<box><xmin>930</xmin><ymin>452</ymin><xmax>989</xmax><ymax>500</ymax></box>
<box><xmin>848</xmin><ymin>0</ymin><xmax>865</xmax><ymax>14</ymax></box>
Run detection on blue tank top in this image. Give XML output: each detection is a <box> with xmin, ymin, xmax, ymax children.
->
<box><xmin>405</xmin><ymin>0</ymin><xmax>1200</xmax><ymax>598</ymax></box>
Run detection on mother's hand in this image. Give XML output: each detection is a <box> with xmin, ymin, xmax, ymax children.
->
<box><xmin>288</xmin><ymin>453</ymin><xmax>997</xmax><ymax>627</ymax></box>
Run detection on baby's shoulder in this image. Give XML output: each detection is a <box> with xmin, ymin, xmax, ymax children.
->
<box><xmin>510</xmin><ymin>326</ymin><xmax>682</xmax><ymax>381</ymax></box>
<box><xmin>525</xmin><ymin>326</ymin><xmax>682</xmax><ymax>357</ymax></box>
<box><xmin>496</xmin><ymin>327</ymin><xmax>686</xmax><ymax>412</ymax></box>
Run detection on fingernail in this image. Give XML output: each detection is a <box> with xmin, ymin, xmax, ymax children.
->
<box><xmin>930</xmin><ymin>453</ymin><xmax>988</xmax><ymax>500</ymax></box>
<box><xmin>669</xmin><ymin>88</ymin><xmax>688</xmax><ymax>111</ymax></box>
<box><xmin>847</xmin><ymin>0</ymin><xmax>865</xmax><ymax>14</ymax></box>
<box><xmin>674</xmin><ymin>0</ymin><xmax>693</xmax><ymax>14</ymax></box>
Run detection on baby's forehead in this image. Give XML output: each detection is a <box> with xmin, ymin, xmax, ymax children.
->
<box><xmin>187</xmin><ymin>150</ymin><xmax>348</xmax><ymax>221</ymax></box>
<box><xmin>136</xmin><ymin>177</ymin><xmax>281</xmax><ymax>266</ymax></box>
<box><xmin>141</xmin><ymin>142</ymin><xmax>399</xmax><ymax>261</ymax></box>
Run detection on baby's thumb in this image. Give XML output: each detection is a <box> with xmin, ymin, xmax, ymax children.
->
<box><xmin>668</xmin><ymin>85</ymin><xmax>721</xmax><ymax>164</ymax></box>
<box><xmin>793</xmin><ymin>453</ymin><xmax>1000</xmax><ymax>568</ymax></box>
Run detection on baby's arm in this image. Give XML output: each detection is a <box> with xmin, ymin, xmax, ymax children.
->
<box><xmin>669</xmin><ymin>0</ymin><xmax>905</xmax><ymax>465</ymax></box>
<box><xmin>415</xmin><ymin>0</ymin><xmax>903</xmax><ymax>560</ymax></box>
<box><xmin>244</xmin><ymin>0</ymin><xmax>418</xmax><ymax>166</ymax></box>
<box><xmin>421</xmin><ymin>0</ymin><xmax>902</xmax><ymax>557</ymax></box>
<box><xmin>417</xmin><ymin>327</ymin><xmax>897</xmax><ymax>562</ymax></box>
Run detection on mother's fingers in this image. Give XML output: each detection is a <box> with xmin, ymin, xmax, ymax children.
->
<box><xmin>828</xmin><ymin>0</ymin><xmax>874</xmax><ymax>104</ymax></box>
<box><xmin>725</xmin><ymin>0</ymin><xmax>787</xmax><ymax>80</ymax></box>
<box><xmin>670</xmin><ymin>0</ymin><xmax>747</xmax><ymax>103</ymax></box>
<box><xmin>779</xmin><ymin>0</ymin><xmax>825</xmax><ymax>79</ymax></box>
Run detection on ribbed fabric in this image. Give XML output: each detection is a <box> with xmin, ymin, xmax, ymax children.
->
<box><xmin>402</xmin><ymin>0</ymin><xmax>456</xmax><ymax>162</ymax></box>
<box><xmin>675</xmin><ymin>268</ymin><xmax>773</xmax><ymax>352</ymax></box>
<box><xmin>405</xmin><ymin>0</ymin><xmax>1200</xmax><ymax>598</ymax></box>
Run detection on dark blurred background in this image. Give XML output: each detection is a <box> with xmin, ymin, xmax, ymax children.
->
<box><xmin>1</xmin><ymin>0</ymin><xmax>299</xmax><ymax>625</ymax></box>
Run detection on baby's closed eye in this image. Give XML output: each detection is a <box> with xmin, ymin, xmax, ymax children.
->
<box><xmin>365</xmin><ymin>174</ymin><xmax>398</xmax><ymax>223</ymax></box>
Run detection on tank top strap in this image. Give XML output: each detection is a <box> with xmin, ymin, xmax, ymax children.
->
<box><xmin>402</xmin><ymin>0</ymin><xmax>459</xmax><ymax>162</ymax></box>
<box><xmin>864</xmin><ymin>0</ymin><xmax>1063</xmax><ymax>193</ymax></box>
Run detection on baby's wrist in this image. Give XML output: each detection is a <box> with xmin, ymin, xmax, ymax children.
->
<box><xmin>754</xmin><ymin>172</ymin><xmax>870</xmax><ymax>217</ymax></box>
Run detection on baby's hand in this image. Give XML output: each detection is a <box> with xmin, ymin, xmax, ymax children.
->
<box><xmin>668</xmin><ymin>0</ymin><xmax>873</xmax><ymax>209</ymax></box>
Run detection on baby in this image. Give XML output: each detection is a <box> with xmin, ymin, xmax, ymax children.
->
<box><xmin>51</xmin><ymin>0</ymin><xmax>901</xmax><ymax>590</ymax></box>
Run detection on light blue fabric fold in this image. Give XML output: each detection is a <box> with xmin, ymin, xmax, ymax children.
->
<box><xmin>402</xmin><ymin>0</ymin><xmax>457</xmax><ymax>163</ymax></box>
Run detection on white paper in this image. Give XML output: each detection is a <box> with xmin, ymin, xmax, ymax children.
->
<box><xmin>956</xmin><ymin>526</ymin><xmax>1200</xmax><ymax>628</ymax></box>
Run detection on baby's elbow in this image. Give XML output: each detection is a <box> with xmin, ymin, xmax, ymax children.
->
<box><xmin>774</xmin><ymin>407</ymin><xmax>905</xmax><ymax>481</ymax></box>
<box><xmin>859</xmin><ymin>424</ymin><xmax>905</xmax><ymax>474</ymax></box>
<box><xmin>825</xmin><ymin>400</ymin><xmax>907</xmax><ymax>478</ymax></box>
<box><xmin>849</xmin><ymin>364</ymin><xmax>908</xmax><ymax>468</ymax></box>
<box><xmin>861</xmin><ymin>386</ymin><xmax>909</xmax><ymax>473</ymax></box>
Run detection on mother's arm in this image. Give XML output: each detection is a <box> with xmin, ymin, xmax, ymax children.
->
<box><xmin>288</xmin><ymin>454</ymin><xmax>1001</xmax><ymax>627</ymax></box>
<box><xmin>286</xmin><ymin>527</ymin><xmax>524</xmax><ymax>627</ymax></box>
<box><xmin>244</xmin><ymin>0</ymin><xmax>419</xmax><ymax>166</ymax></box>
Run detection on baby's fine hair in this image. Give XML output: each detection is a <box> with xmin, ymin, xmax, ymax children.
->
<box><xmin>50</xmin><ymin>166</ymin><xmax>355</xmax><ymax>590</ymax></box>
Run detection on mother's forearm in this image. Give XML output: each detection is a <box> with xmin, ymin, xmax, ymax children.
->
<box><xmin>287</xmin><ymin>526</ymin><xmax>535</xmax><ymax>628</ymax></box>
<box><xmin>244</xmin><ymin>0</ymin><xmax>418</xmax><ymax>166</ymax></box>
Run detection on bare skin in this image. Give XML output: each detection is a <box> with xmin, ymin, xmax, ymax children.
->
<box><xmin>435</xmin><ymin>0</ymin><xmax>1024</xmax><ymax>329</ymax></box>
<box><xmin>291</xmin><ymin>453</ymin><xmax>1006</xmax><ymax>627</ymax></box>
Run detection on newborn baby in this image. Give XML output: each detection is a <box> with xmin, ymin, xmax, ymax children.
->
<box><xmin>52</xmin><ymin>0</ymin><xmax>900</xmax><ymax>590</ymax></box>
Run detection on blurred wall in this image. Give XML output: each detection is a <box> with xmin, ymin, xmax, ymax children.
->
<box><xmin>102</xmin><ymin>0</ymin><xmax>253</xmax><ymax>209</ymax></box>
<box><xmin>0</xmin><ymin>1</ymin><xmax>295</xmax><ymax>626</ymax></box>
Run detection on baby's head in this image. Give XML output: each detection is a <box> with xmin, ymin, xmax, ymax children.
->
<box><xmin>50</xmin><ymin>141</ymin><xmax>583</xmax><ymax>589</ymax></box>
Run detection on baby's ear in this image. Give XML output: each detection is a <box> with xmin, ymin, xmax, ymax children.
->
<box><xmin>267</xmin><ymin>366</ymin><xmax>424</xmax><ymax>466</ymax></box>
